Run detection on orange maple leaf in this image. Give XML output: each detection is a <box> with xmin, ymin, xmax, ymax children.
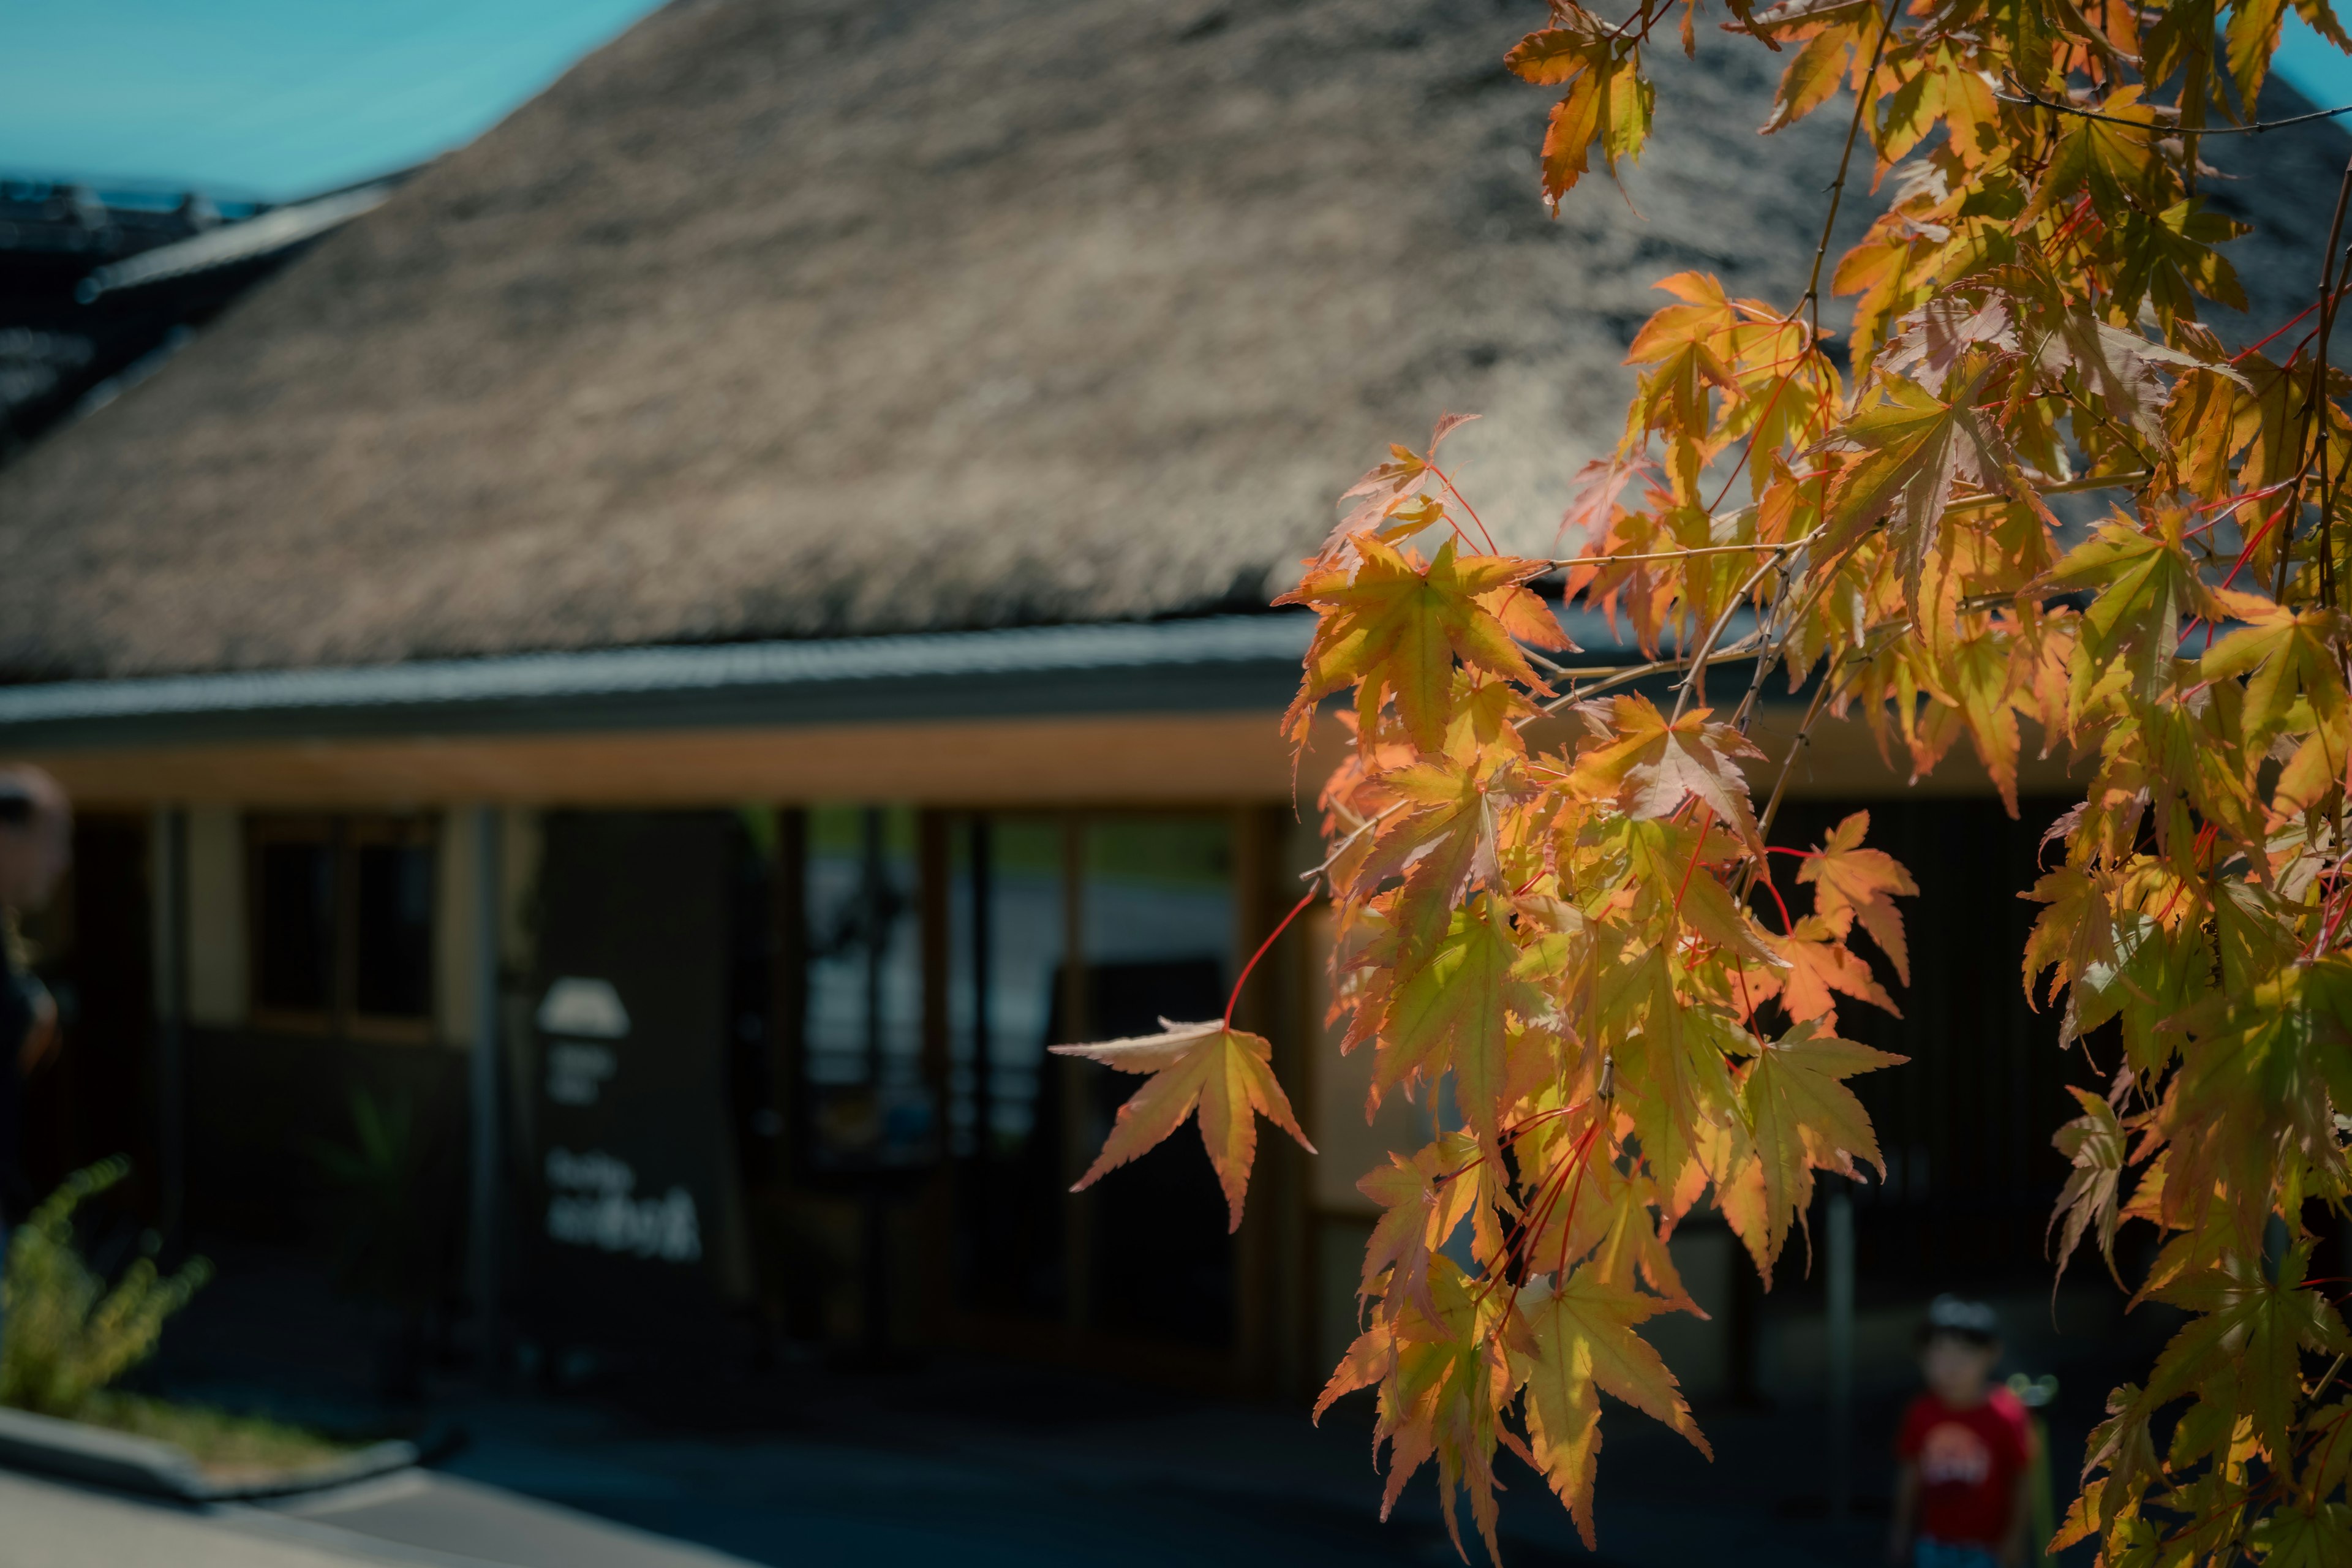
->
<box><xmin>1760</xmin><ymin>915</ymin><xmax>1900</xmax><ymax>1029</ymax></box>
<box><xmin>1052</xmin><ymin>1019</ymin><xmax>1314</xmax><ymax>1231</ymax></box>
<box><xmin>1566</xmin><ymin>694</ymin><xmax>1766</xmax><ymax>853</ymax></box>
<box><xmin>1796</xmin><ymin>810</ymin><xmax>1918</xmax><ymax>984</ymax></box>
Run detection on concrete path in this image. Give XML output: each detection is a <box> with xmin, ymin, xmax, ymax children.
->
<box><xmin>0</xmin><ymin>1466</ymin><xmax>759</xmax><ymax>1568</ymax></box>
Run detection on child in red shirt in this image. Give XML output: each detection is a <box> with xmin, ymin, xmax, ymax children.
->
<box><xmin>1888</xmin><ymin>1296</ymin><xmax>2035</xmax><ymax>1568</ymax></box>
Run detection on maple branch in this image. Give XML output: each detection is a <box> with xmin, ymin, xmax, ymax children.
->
<box><xmin>1996</xmin><ymin>86</ymin><xmax>2352</xmax><ymax>136</ymax></box>
<box><xmin>1784</xmin><ymin>0</ymin><xmax>1902</xmax><ymax>331</ymax></box>
<box><xmin>1738</xmin><ymin>657</ymin><xmax>1847</xmax><ymax>902</ymax></box>
<box><xmin>2235</xmin><ymin>282</ymin><xmax>2352</xmax><ymax>364</ymax></box>
<box><xmin>1673</xmin><ymin>537</ymin><xmax>1812</xmax><ymax>720</ymax></box>
<box><xmin>1526</xmin><ymin>634</ymin><xmax>1763</xmax><ymax>722</ymax></box>
<box><xmin>1298</xmin><ymin>802</ymin><xmax>1405</xmax><ymax>882</ymax></box>
<box><xmin>1430</xmin><ymin>463</ymin><xmax>1502</xmax><ymax>556</ymax></box>
<box><xmin>2280</xmin><ymin>158</ymin><xmax>2352</xmax><ymax>601</ymax></box>
<box><xmin>1547</xmin><ymin>538</ymin><xmax>1806</xmax><ymax>570</ymax></box>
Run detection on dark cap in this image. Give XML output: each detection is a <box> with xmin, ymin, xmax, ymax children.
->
<box><xmin>1921</xmin><ymin>1294</ymin><xmax>2000</xmax><ymax>1347</ymax></box>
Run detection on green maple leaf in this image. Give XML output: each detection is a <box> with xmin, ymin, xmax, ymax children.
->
<box><xmin>2201</xmin><ymin>598</ymin><xmax>2351</xmax><ymax>760</ymax></box>
<box><xmin>1599</xmin><ymin>943</ymin><xmax>1742</xmax><ymax>1214</ymax></box>
<box><xmin>1378</xmin><ymin>895</ymin><xmax>1539</xmax><ymax>1141</ymax></box>
<box><xmin>2146</xmin><ymin>1243</ymin><xmax>2351</xmax><ymax>1465</ymax></box>
<box><xmin>2253</xmin><ymin>1504</ymin><xmax>2352</xmax><ymax>1568</ymax></box>
<box><xmin>2024</xmin><ymin>86</ymin><xmax>2166</xmax><ymax>220</ymax></box>
<box><xmin>2163</xmin><ymin>957</ymin><xmax>2352</xmax><ymax>1250</ymax></box>
<box><xmin>1818</xmin><ymin>366</ymin><xmax>2045</xmax><ymax>613</ymax></box>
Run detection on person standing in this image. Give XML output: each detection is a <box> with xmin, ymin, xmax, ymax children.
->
<box><xmin>0</xmin><ymin>766</ymin><xmax>72</xmax><ymax>1231</ymax></box>
<box><xmin>1888</xmin><ymin>1295</ymin><xmax>2035</xmax><ymax>1568</ymax></box>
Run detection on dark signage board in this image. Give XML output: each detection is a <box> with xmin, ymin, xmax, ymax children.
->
<box><xmin>519</xmin><ymin>812</ymin><xmax>746</xmax><ymax>1362</ymax></box>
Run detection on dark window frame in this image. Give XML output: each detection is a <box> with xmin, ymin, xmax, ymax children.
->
<box><xmin>246</xmin><ymin>813</ymin><xmax>437</xmax><ymax>1042</ymax></box>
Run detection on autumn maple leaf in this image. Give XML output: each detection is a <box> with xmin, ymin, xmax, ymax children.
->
<box><xmin>1816</xmin><ymin>364</ymin><xmax>2049</xmax><ymax>613</ymax></box>
<box><xmin>1719</xmin><ymin>1022</ymin><xmax>1904</xmax><ymax>1281</ymax></box>
<box><xmin>1796</xmin><ymin>810</ymin><xmax>1918</xmax><ymax>983</ymax></box>
<box><xmin>2049</xmin><ymin>1087</ymin><xmax>2128</xmax><ymax>1289</ymax></box>
<box><xmin>1050</xmin><ymin>1019</ymin><xmax>1313</xmax><ymax>1231</ymax></box>
<box><xmin>1281</xmin><ymin>535</ymin><xmax>1565</xmax><ymax>753</ymax></box>
<box><xmin>1358</xmin><ymin>1136</ymin><xmax>1479</xmax><ymax>1322</ymax></box>
<box><xmin>1510</xmin><ymin>1267</ymin><xmax>1710</xmax><ymax>1548</ymax></box>
<box><xmin>1325</xmin><ymin>413</ymin><xmax>1483</xmax><ymax>552</ymax></box>
<box><xmin>1757</xmin><ymin>915</ymin><xmax>1899</xmax><ymax>1031</ymax></box>
<box><xmin>1566</xmin><ymin>694</ymin><xmax>1766</xmax><ymax>853</ymax></box>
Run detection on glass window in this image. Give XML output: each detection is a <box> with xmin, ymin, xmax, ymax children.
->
<box><xmin>946</xmin><ymin>815</ymin><xmax>1069</xmax><ymax>1317</ymax></box>
<box><xmin>247</xmin><ymin>815</ymin><xmax>437</xmax><ymax>1035</ymax></box>
<box><xmin>942</xmin><ymin>812</ymin><xmax>1239</xmax><ymax>1343</ymax></box>
<box><xmin>1079</xmin><ymin>816</ymin><xmax>1235</xmax><ymax>1348</ymax></box>
<box><xmin>352</xmin><ymin>833</ymin><xmax>434</xmax><ymax>1020</ymax></box>
<box><xmin>254</xmin><ymin>831</ymin><xmax>334</xmax><ymax>1016</ymax></box>
<box><xmin>801</xmin><ymin>805</ymin><xmax>929</xmax><ymax>1167</ymax></box>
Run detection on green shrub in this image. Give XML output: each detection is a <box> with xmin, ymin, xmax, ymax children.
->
<box><xmin>1</xmin><ymin>1158</ymin><xmax>211</xmax><ymax>1416</ymax></box>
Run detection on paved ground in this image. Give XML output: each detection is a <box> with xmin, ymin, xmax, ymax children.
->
<box><xmin>0</xmin><ymin>1396</ymin><xmax>1888</xmax><ymax>1568</ymax></box>
<box><xmin>432</xmin><ymin>1390</ymin><xmax>1893</xmax><ymax>1567</ymax></box>
<box><xmin>0</xmin><ymin>1466</ymin><xmax>753</xmax><ymax>1568</ymax></box>
<box><xmin>9</xmin><ymin>1240</ymin><xmax>2128</xmax><ymax>1567</ymax></box>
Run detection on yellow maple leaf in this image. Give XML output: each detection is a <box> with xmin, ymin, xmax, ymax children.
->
<box><xmin>1511</xmin><ymin>1267</ymin><xmax>1710</xmax><ymax>1548</ymax></box>
<box><xmin>1051</xmin><ymin>1019</ymin><xmax>1313</xmax><ymax>1231</ymax></box>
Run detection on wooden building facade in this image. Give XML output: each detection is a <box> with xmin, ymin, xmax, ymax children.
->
<box><xmin>0</xmin><ymin>0</ymin><xmax>2341</xmax><ymax>1403</ymax></box>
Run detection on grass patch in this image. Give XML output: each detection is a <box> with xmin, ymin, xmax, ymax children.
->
<box><xmin>64</xmin><ymin>1392</ymin><xmax>359</xmax><ymax>1482</ymax></box>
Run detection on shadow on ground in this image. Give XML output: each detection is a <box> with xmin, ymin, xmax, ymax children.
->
<box><xmin>113</xmin><ymin>1238</ymin><xmax>2137</xmax><ymax>1568</ymax></box>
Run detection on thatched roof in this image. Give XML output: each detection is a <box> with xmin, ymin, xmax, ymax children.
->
<box><xmin>0</xmin><ymin>0</ymin><xmax>2340</xmax><ymax>682</ymax></box>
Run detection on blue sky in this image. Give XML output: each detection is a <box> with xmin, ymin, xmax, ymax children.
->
<box><xmin>0</xmin><ymin>1</ymin><xmax>666</xmax><ymax>202</ymax></box>
<box><xmin>0</xmin><ymin>4</ymin><xmax>2346</xmax><ymax>205</ymax></box>
<box><xmin>2282</xmin><ymin>12</ymin><xmax>2352</xmax><ymax>110</ymax></box>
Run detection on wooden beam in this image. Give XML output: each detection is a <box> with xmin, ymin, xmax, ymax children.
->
<box><xmin>17</xmin><ymin>702</ymin><xmax>2081</xmax><ymax>814</ymax></box>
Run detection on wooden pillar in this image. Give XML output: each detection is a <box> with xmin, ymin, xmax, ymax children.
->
<box><xmin>1059</xmin><ymin>813</ymin><xmax>1091</xmax><ymax>1335</ymax></box>
<box><xmin>1826</xmin><ymin>1182</ymin><xmax>1856</xmax><ymax>1517</ymax></box>
<box><xmin>149</xmin><ymin>807</ymin><xmax>186</xmax><ymax>1243</ymax></box>
<box><xmin>916</xmin><ymin>810</ymin><xmax>952</xmax><ymax>1335</ymax></box>
<box><xmin>1231</xmin><ymin>804</ymin><xmax>1313</xmax><ymax>1398</ymax></box>
<box><xmin>468</xmin><ymin>805</ymin><xmax>504</xmax><ymax>1373</ymax></box>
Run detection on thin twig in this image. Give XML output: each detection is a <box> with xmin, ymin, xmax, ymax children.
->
<box><xmin>1548</xmin><ymin>538</ymin><xmax>1802</xmax><ymax>569</ymax></box>
<box><xmin>2280</xmin><ymin>156</ymin><xmax>2352</xmax><ymax>601</ymax></box>
<box><xmin>1299</xmin><ymin>802</ymin><xmax>1404</xmax><ymax>882</ymax></box>
<box><xmin>1673</xmin><ymin>537</ymin><xmax>1815</xmax><ymax>720</ymax></box>
<box><xmin>1996</xmin><ymin>86</ymin><xmax>2352</xmax><ymax>136</ymax></box>
<box><xmin>1737</xmin><ymin>663</ymin><xmax>1845</xmax><ymax>901</ymax></box>
<box><xmin>1523</xmin><ymin>636</ymin><xmax>1764</xmax><ymax>725</ymax></box>
<box><xmin>1784</xmin><ymin>0</ymin><xmax>1902</xmax><ymax>329</ymax></box>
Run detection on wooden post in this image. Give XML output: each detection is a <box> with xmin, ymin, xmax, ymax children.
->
<box><xmin>149</xmin><ymin>807</ymin><xmax>186</xmax><ymax>1243</ymax></box>
<box><xmin>1059</xmin><ymin>813</ymin><xmax>1091</xmax><ymax>1335</ymax></box>
<box><xmin>916</xmin><ymin>810</ymin><xmax>952</xmax><ymax>1335</ymax></box>
<box><xmin>1827</xmin><ymin>1182</ymin><xmax>1855</xmax><ymax>1518</ymax></box>
<box><xmin>469</xmin><ymin>805</ymin><xmax>504</xmax><ymax>1374</ymax></box>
